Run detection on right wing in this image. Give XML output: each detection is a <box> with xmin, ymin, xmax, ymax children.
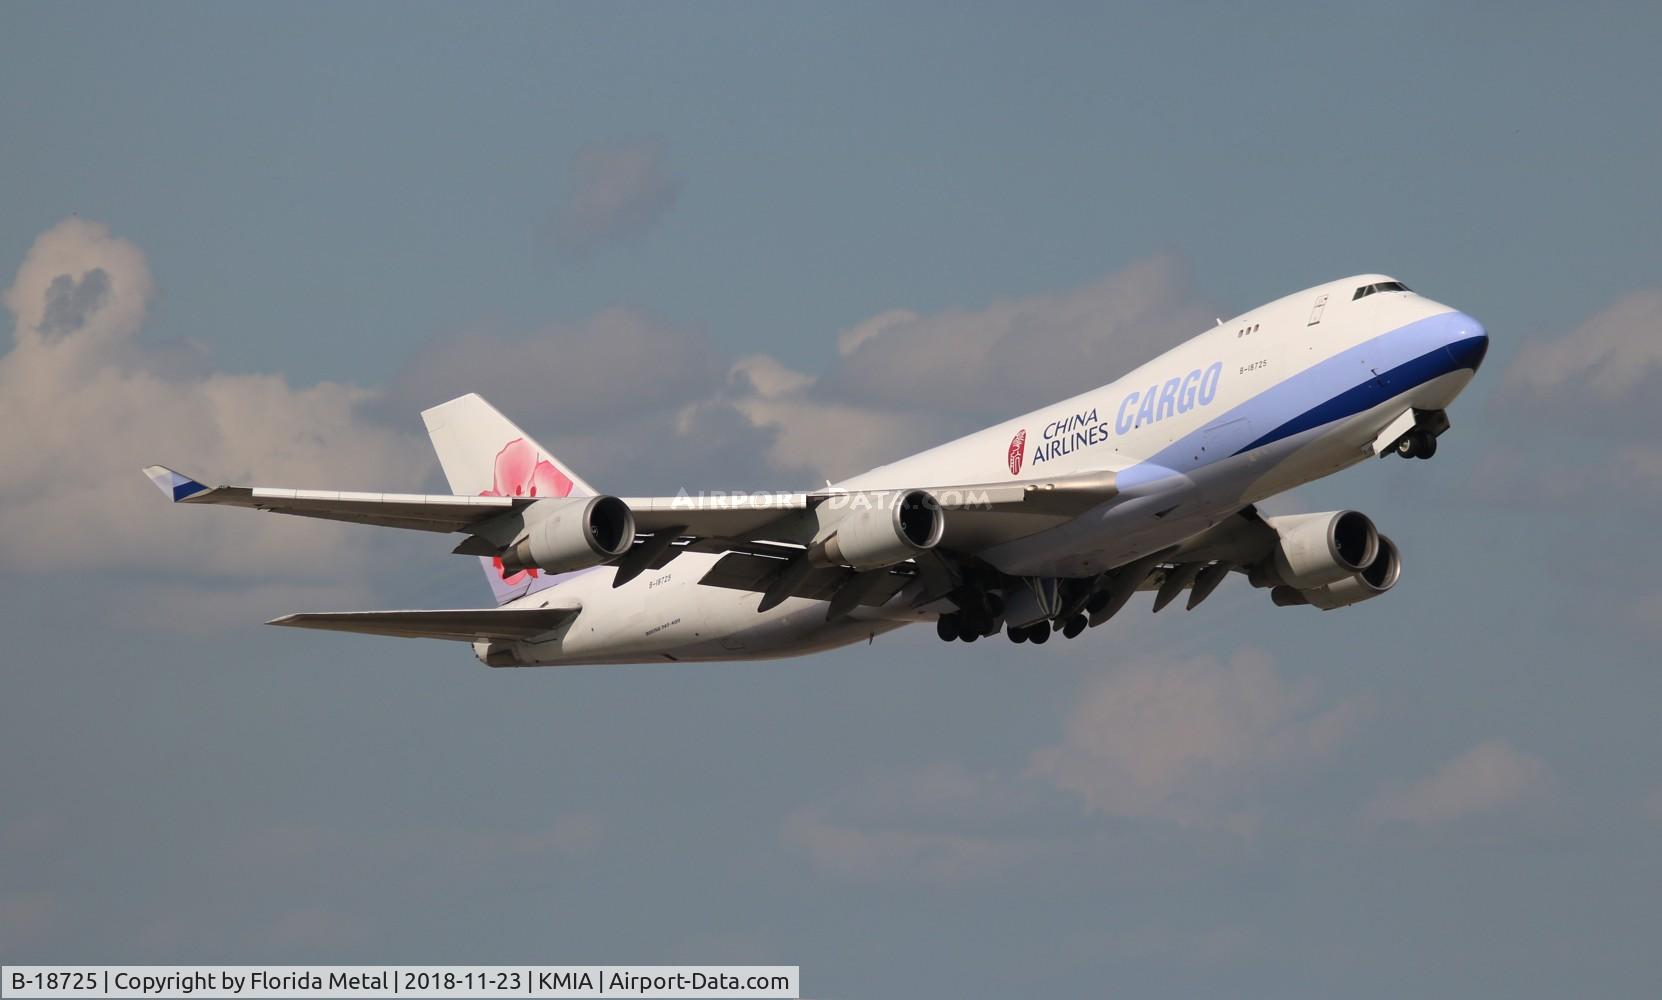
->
<box><xmin>268</xmin><ymin>607</ymin><xmax>580</xmax><ymax>642</ymax></box>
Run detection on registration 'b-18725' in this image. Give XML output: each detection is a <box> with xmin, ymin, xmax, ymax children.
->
<box><xmin>146</xmin><ymin>274</ymin><xmax>1487</xmax><ymax>664</ymax></box>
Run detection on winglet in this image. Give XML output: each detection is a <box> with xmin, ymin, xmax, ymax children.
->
<box><xmin>142</xmin><ymin>465</ymin><xmax>211</xmax><ymax>502</ymax></box>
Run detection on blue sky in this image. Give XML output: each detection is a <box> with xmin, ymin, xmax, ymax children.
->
<box><xmin>3</xmin><ymin>3</ymin><xmax>1661</xmax><ymax>996</ymax></box>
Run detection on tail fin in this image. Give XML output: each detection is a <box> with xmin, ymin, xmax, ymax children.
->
<box><xmin>421</xmin><ymin>393</ymin><xmax>599</xmax><ymax>605</ymax></box>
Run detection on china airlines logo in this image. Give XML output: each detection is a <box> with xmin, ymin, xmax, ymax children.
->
<box><xmin>1007</xmin><ymin>429</ymin><xmax>1026</xmax><ymax>476</ymax></box>
<box><xmin>481</xmin><ymin>438</ymin><xmax>573</xmax><ymax>584</ymax></box>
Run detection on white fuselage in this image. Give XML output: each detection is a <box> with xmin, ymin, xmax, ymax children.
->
<box><xmin>492</xmin><ymin>275</ymin><xmax>1487</xmax><ymax>665</ymax></box>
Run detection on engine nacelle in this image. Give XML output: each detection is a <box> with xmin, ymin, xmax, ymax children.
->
<box><xmin>498</xmin><ymin>495</ymin><xmax>636</xmax><ymax>575</ymax></box>
<box><xmin>811</xmin><ymin>489</ymin><xmax>945</xmax><ymax>571</ymax></box>
<box><xmin>1255</xmin><ymin>510</ymin><xmax>1380</xmax><ymax>590</ymax></box>
<box><xmin>1271</xmin><ymin>535</ymin><xmax>1401</xmax><ymax>610</ymax></box>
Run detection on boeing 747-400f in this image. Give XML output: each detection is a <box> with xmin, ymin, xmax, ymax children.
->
<box><xmin>146</xmin><ymin>275</ymin><xmax>1486</xmax><ymax>665</ymax></box>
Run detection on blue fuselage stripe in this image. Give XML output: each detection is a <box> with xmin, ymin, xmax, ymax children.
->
<box><xmin>1114</xmin><ymin>311</ymin><xmax>1485</xmax><ymax>490</ymax></box>
<box><xmin>1232</xmin><ymin>335</ymin><xmax>1487</xmax><ymax>455</ymax></box>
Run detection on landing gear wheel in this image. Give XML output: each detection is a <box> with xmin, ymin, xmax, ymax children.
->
<box><xmin>958</xmin><ymin>617</ymin><xmax>981</xmax><ymax>642</ymax></box>
<box><xmin>936</xmin><ymin>615</ymin><xmax>958</xmax><ymax>642</ymax></box>
<box><xmin>1396</xmin><ymin>428</ymin><xmax>1438</xmax><ymax>459</ymax></box>
<box><xmin>1028</xmin><ymin>625</ymin><xmax>1050</xmax><ymax>645</ymax></box>
<box><xmin>1062</xmin><ymin>615</ymin><xmax>1088</xmax><ymax>639</ymax></box>
<box><xmin>1008</xmin><ymin>625</ymin><xmax>1028</xmax><ymax>643</ymax></box>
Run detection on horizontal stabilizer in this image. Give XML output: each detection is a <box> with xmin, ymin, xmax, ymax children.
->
<box><xmin>268</xmin><ymin>607</ymin><xmax>580</xmax><ymax>642</ymax></box>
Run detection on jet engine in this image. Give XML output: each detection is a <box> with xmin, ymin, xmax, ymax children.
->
<box><xmin>498</xmin><ymin>495</ymin><xmax>637</xmax><ymax>575</ymax></box>
<box><xmin>1253</xmin><ymin>510</ymin><xmax>1380</xmax><ymax>590</ymax></box>
<box><xmin>810</xmin><ymin>489</ymin><xmax>945</xmax><ymax>571</ymax></box>
<box><xmin>1272</xmin><ymin>535</ymin><xmax>1401</xmax><ymax>610</ymax></box>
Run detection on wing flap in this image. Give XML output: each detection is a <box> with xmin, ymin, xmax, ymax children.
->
<box><xmin>268</xmin><ymin>607</ymin><xmax>579</xmax><ymax>642</ymax></box>
<box><xmin>697</xmin><ymin>552</ymin><xmax>913</xmax><ymax>606</ymax></box>
<box><xmin>905</xmin><ymin>469</ymin><xmax>1120</xmax><ymax>516</ymax></box>
<box><xmin>622</xmin><ymin>494</ymin><xmax>811</xmax><ymax>535</ymax></box>
<box><xmin>622</xmin><ymin>470</ymin><xmax>1117</xmax><ymax>539</ymax></box>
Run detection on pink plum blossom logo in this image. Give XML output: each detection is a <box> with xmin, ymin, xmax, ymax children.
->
<box><xmin>481</xmin><ymin>438</ymin><xmax>573</xmax><ymax>584</ymax></box>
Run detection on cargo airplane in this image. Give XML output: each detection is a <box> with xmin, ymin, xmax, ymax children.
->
<box><xmin>146</xmin><ymin>275</ymin><xmax>1487</xmax><ymax>665</ymax></box>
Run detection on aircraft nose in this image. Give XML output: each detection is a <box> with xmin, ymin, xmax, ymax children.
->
<box><xmin>1442</xmin><ymin>312</ymin><xmax>1489</xmax><ymax>372</ymax></box>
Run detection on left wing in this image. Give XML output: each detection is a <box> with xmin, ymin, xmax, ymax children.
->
<box><xmin>142</xmin><ymin>465</ymin><xmax>524</xmax><ymax>533</ymax></box>
<box><xmin>145</xmin><ymin>463</ymin><xmax>1122</xmax><ymax>609</ymax></box>
<box><xmin>145</xmin><ymin>464</ymin><xmax>1118</xmax><ymax>548</ymax></box>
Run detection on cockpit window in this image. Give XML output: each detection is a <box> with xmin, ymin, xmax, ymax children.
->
<box><xmin>1353</xmin><ymin>281</ymin><xmax>1411</xmax><ymax>301</ymax></box>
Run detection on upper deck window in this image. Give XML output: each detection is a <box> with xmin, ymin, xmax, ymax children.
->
<box><xmin>1353</xmin><ymin>281</ymin><xmax>1410</xmax><ymax>301</ymax></box>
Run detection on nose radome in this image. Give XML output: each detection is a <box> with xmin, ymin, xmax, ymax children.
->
<box><xmin>1442</xmin><ymin>312</ymin><xmax>1489</xmax><ymax>372</ymax></box>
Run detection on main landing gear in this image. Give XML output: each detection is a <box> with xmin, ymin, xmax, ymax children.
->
<box><xmin>935</xmin><ymin>605</ymin><xmax>1003</xmax><ymax>643</ymax></box>
<box><xmin>1004</xmin><ymin>614</ymin><xmax>1086</xmax><ymax>645</ymax></box>
<box><xmin>1006</xmin><ymin>622</ymin><xmax>1049</xmax><ymax>644</ymax></box>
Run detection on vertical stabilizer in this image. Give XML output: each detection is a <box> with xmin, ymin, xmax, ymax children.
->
<box><xmin>420</xmin><ymin>394</ymin><xmax>598</xmax><ymax>605</ymax></box>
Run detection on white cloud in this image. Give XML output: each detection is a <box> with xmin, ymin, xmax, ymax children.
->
<box><xmin>780</xmin><ymin>761</ymin><xmax>1053</xmax><ymax>885</ymax></box>
<box><xmin>719</xmin><ymin>393</ymin><xmax>940</xmax><ymax>484</ymax></box>
<box><xmin>1028</xmin><ymin>649</ymin><xmax>1366</xmax><ymax>827</ymax></box>
<box><xmin>1366</xmin><ymin>740</ymin><xmax>1551</xmax><ymax>828</ymax></box>
<box><xmin>782</xmin><ymin>806</ymin><xmax>1040</xmax><ymax>885</ymax></box>
<box><xmin>389</xmin><ymin>306</ymin><xmax>720</xmax><ymax>430</ymax></box>
<box><xmin>694</xmin><ymin>256</ymin><xmax>1214</xmax><ymax>482</ymax></box>
<box><xmin>1</xmin><ymin>219</ymin><xmax>1218</xmax><ymax>579</ymax></box>
<box><xmin>555</xmin><ymin>140</ymin><xmax>681</xmax><ymax>257</ymax></box>
<box><xmin>726</xmin><ymin>355</ymin><xmax>815</xmax><ymax>398</ymax></box>
<box><xmin>834</xmin><ymin>307</ymin><xmax>920</xmax><ymax>357</ymax></box>
<box><xmin>0</xmin><ymin>218</ymin><xmax>425</xmax><ymax>577</ymax></box>
<box><xmin>1504</xmin><ymin>290</ymin><xmax>1662</xmax><ymax>402</ymax></box>
<box><xmin>1459</xmin><ymin>289</ymin><xmax>1662</xmax><ymax>510</ymax></box>
<box><xmin>816</xmin><ymin>255</ymin><xmax>1214</xmax><ymax>418</ymax></box>
<box><xmin>385</xmin><ymin>254</ymin><xmax>1212</xmax><ymax>488</ymax></box>
<box><xmin>783</xmin><ymin>651</ymin><xmax>1371</xmax><ymax>883</ymax></box>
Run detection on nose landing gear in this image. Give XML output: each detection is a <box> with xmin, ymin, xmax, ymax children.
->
<box><xmin>1389</xmin><ymin>409</ymin><xmax>1448</xmax><ymax>460</ymax></box>
<box><xmin>1394</xmin><ymin>428</ymin><xmax>1438</xmax><ymax>460</ymax></box>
